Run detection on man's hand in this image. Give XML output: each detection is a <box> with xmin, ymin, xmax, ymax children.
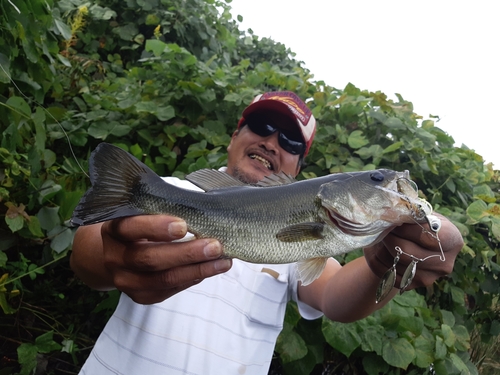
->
<box><xmin>363</xmin><ymin>213</ymin><xmax>463</xmax><ymax>290</ymax></box>
<box><xmin>71</xmin><ymin>215</ymin><xmax>232</xmax><ymax>305</ymax></box>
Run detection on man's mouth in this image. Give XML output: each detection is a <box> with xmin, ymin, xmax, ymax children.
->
<box><xmin>250</xmin><ymin>154</ymin><xmax>273</xmax><ymax>170</ymax></box>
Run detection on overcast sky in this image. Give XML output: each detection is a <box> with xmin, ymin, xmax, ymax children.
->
<box><xmin>229</xmin><ymin>0</ymin><xmax>499</xmax><ymax>168</ymax></box>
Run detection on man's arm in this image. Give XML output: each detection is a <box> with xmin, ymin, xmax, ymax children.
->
<box><xmin>70</xmin><ymin>215</ymin><xmax>232</xmax><ymax>304</ymax></box>
<box><xmin>298</xmin><ymin>214</ymin><xmax>463</xmax><ymax>322</ymax></box>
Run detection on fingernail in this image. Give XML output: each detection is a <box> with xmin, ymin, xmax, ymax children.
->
<box><xmin>203</xmin><ymin>240</ymin><xmax>222</xmax><ymax>258</ymax></box>
<box><xmin>214</xmin><ymin>258</ymin><xmax>232</xmax><ymax>272</ymax></box>
<box><xmin>168</xmin><ymin>220</ymin><xmax>187</xmax><ymax>237</ymax></box>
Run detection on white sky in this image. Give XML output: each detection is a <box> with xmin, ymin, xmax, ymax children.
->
<box><xmin>229</xmin><ymin>0</ymin><xmax>499</xmax><ymax>168</ymax></box>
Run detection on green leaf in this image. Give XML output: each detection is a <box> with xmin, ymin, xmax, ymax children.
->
<box><xmin>466</xmin><ymin>200</ymin><xmax>488</xmax><ymax>223</ymax></box>
<box><xmin>5</xmin><ymin>215</ymin><xmax>24</xmax><ymax>232</ymax></box>
<box><xmin>54</xmin><ymin>18</ymin><xmax>72</xmax><ymax>40</ymax></box>
<box><xmin>413</xmin><ymin>335</ymin><xmax>434</xmax><ymax>368</ymax></box>
<box><xmin>453</xmin><ymin>325</ymin><xmax>470</xmax><ymax>351</ymax></box>
<box><xmin>399</xmin><ymin>315</ymin><xmax>424</xmax><ymax>336</ymax></box>
<box><xmin>0</xmin><ymin>292</ymin><xmax>17</xmax><ymax>314</ymax></box>
<box><xmin>441</xmin><ymin>324</ymin><xmax>456</xmax><ymax>347</ymax></box>
<box><xmin>61</xmin><ymin>339</ymin><xmax>74</xmax><ymax>354</ymax></box>
<box><xmin>382</xmin><ymin>141</ymin><xmax>403</xmax><ymax>154</ymax></box>
<box><xmin>281</xmin><ymin>348</ymin><xmax>320</xmax><ymax>375</ymax></box>
<box><xmin>362</xmin><ymin>353</ymin><xmax>390</xmax><ymax>375</ymax></box>
<box><xmin>322</xmin><ymin>319</ymin><xmax>361</xmax><ymax>357</ymax></box>
<box><xmin>347</xmin><ymin>130</ymin><xmax>369</xmax><ymax>149</ymax></box>
<box><xmin>155</xmin><ymin>105</ymin><xmax>175</xmax><ymax>121</ymax></box>
<box><xmin>359</xmin><ymin>325</ymin><xmax>385</xmax><ymax>355</ymax></box>
<box><xmin>0</xmin><ymin>251</ymin><xmax>7</xmax><ymax>267</ymax></box>
<box><xmin>0</xmin><ymin>53</ymin><xmax>10</xmax><ymax>83</ymax></box>
<box><xmin>33</xmin><ymin>107</ymin><xmax>47</xmax><ymax>152</ymax></box>
<box><xmin>384</xmin><ymin>117</ymin><xmax>405</xmax><ymax>129</ymax></box>
<box><xmin>416</xmin><ymin>127</ymin><xmax>436</xmax><ymax>149</ymax></box>
<box><xmin>48</xmin><ymin>226</ymin><xmax>74</xmax><ymax>253</ymax></box>
<box><xmin>58</xmin><ymin>190</ymin><xmax>83</xmax><ymax>221</ymax></box>
<box><xmin>283</xmin><ymin>301</ymin><xmax>302</xmax><ymax>327</ymax></box>
<box><xmin>28</xmin><ymin>216</ymin><xmax>44</xmax><ymax>237</ymax></box>
<box><xmin>435</xmin><ymin>336</ymin><xmax>447</xmax><ymax>360</ymax></box>
<box><xmin>135</xmin><ymin>100</ymin><xmax>158</xmax><ymax>114</ymax></box>
<box><xmin>275</xmin><ymin>323</ymin><xmax>307</xmax><ymax>363</ymax></box>
<box><xmin>448</xmin><ymin>353</ymin><xmax>471</xmax><ymax>374</ymax></box>
<box><xmin>472</xmin><ymin>184</ymin><xmax>495</xmax><ymax>200</ymax></box>
<box><xmin>450</xmin><ymin>286</ymin><xmax>465</xmax><ymax>306</ymax></box>
<box><xmin>35</xmin><ymin>331</ymin><xmax>61</xmax><ymax>353</ymax></box>
<box><xmin>17</xmin><ymin>343</ymin><xmax>38</xmax><ymax>374</ymax></box>
<box><xmin>37</xmin><ymin>207</ymin><xmax>61</xmax><ymax>231</ymax></box>
<box><xmin>440</xmin><ymin>309</ymin><xmax>456</xmax><ymax>327</ymax></box>
<box><xmin>382</xmin><ymin>338</ymin><xmax>415</xmax><ymax>369</ymax></box>
<box><xmin>6</xmin><ymin>96</ymin><xmax>31</xmax><ymax>118</ymax></box>
<box><xmin>355</xmin><ymin>144</ymin><xmax>383</xmax><ymax>160</ymax></box>
<box><xmin>0</xmin><ymin>233</ymin><xmax>16</xmax><ymax>252</ymax></box>
<box><xmin>38</xmin><ymin>180</ymin><xmax>62</xmax><ymax>204</ymax></box>
<box><xmin>145</xmin><ymin>39</ymin><xmax>167</xmax><ymax>56</ymax></box>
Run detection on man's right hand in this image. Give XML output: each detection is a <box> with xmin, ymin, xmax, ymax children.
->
<box><xmin>70</xmin><ymin>215</ymin><xmax>232</xmax><ymax>305</ymax></box>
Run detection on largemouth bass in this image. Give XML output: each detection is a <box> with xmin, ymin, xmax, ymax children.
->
<box><xmin>71</xmin><ymin>143</ymin><xmax>430</xmax><ymax>285</ymax></box>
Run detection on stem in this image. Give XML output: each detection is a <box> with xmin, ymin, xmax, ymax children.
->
<box><xmin>0</xmin><ymin>255</ymin><xmax>65</xmax><ymax>288</ymax></box>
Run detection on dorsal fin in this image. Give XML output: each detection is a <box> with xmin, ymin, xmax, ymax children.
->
<box><xmin>255</xmin><ymin>172</ymin><xmax>297</xmax><ymax>187</ymax></box>
<box><xmin>185</xmin><ymin>169</ymin><xmax>246</xmax><ymax>191</ymax></box>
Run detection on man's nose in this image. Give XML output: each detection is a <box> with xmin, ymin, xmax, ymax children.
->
<box><xmin>258</xmin><ymin>132</ymin><xmax>280</xmax><ymax>153</ymax></box>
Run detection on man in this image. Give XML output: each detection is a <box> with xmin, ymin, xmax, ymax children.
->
<box><xmin>71</xmin><ymin>91</ymin><xmax>463</xmax><ymax>374</ymax></box>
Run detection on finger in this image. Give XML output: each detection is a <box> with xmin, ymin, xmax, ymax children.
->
<box><xmin>123</xmin><ymin>279</ymin><xmax>204</xmax><ymax>305</ymax></box>
<box><xmin>119</xmin><ymin>238</ymin><xmax>225</xmax><ymax>272</ymax></box>
<box><xmin>382</xmin><ymin>235</ymin><xmax>448</xmax><ymax>271</ymax></box>
<box><xmin>390</xmin><ymin>214</ymin><xmax>463</xmax><ymax>252</ymax></box>
<box><xmin>103</xmin><ymin>215</ymin><xmax>187</xmax><ymax>242</ymax></box>
<box><xmin>365</xmin><ymin>233</ymin><xmax>453</xmax><ymax>283</ymax></box>
<box><xmin>114</xmin><ymin>258</ymin><xmax>232</xmax><ymax>295</ymax></box>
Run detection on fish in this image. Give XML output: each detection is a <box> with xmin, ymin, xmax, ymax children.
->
<box><xmin>71</xmin><ymin>142</ymin><xmax>430</xmax><ymax>286</ymax></box>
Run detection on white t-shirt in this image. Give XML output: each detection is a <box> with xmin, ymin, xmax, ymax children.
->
<box><xmin>79</xmin><ymin>176</ymin><xmax>324</xmax><ymax>375</ymax></box>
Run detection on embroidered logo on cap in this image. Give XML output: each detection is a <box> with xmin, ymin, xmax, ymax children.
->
<box><xmin>261</xmin><ymin>92</ymin><xmax>312</xmax><ymax>126</ymax></box>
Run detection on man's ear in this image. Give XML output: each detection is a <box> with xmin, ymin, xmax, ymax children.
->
<box><xmin>227</xmin><ymin>130</ymin><xmax>239</xmax><ymax>153</ymax></box>
<box><xmin>294</xmin><ymin>161</ymin><xmax>301</xmax><ymax>177</ymax></box>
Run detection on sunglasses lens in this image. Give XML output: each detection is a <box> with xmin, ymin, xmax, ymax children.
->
<box><xmin>279</xmin><ymin>134</ymin><xmax>305</xmax><ymax>155</ymax></box>
<box><xmin>247</xmin><ymin>122</ymin><xmax>275</xmax><ymax>138</ymax></box>
<box><xmin>246</xmin><ymin>120</ymin><xmax>305</xmax><ymax>155</ymax></box>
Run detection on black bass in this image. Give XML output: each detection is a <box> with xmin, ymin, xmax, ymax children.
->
<box><xmin>71</xmin><ymin>143</ymin><xmax>429</xmax><ymax>285</ymax></box>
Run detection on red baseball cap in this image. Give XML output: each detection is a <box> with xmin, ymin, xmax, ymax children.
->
<box><xmin>237</xmin><ymin>91</ymin><xmax>316</xmax><ymax>156</ymax></box>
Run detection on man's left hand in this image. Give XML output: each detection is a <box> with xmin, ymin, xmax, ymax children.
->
<box><xmin>363</xmin><ymin>213</ymin><xmax>463</xmax><ymax>289</ymax></box>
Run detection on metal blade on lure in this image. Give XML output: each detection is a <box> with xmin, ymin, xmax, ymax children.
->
<box><xmin>399</xmin><ymin>259</ymin><xmax>417</xmax><ymax>293</ymax></box>
<box><xmin>376</xmin><ymin>266</ymin><xmax>397</xmax><ymax>303</ymax></box>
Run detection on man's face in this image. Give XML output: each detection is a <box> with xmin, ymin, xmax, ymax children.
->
<box><xmin>226</xmin><ymin>115</ymin><xmax>302</xmax><ymax>184</ymax></box>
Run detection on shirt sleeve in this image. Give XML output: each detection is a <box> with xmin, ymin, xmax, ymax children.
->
<box><xmin>288</xmin><ymin>264</ymin><xmax>324</xmax><ymax>321</ymax></box>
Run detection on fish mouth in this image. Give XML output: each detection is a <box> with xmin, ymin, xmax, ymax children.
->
<box><xmin>249</xmin><ymin>153</ymin><xmax>274</xmax><ymax>171</ymax></box>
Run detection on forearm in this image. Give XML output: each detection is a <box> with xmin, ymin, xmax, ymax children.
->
<box><xmin>70</xmin><ymin>224</ymin><xmax>116</xmax><ymax>291</ymax></box>
<box><xmin>300</xmin><ymin>257</ymin><xmax>396</xmax><ymax>323</ymax></box>
<box><xmin>321</xmin><ymin>257</ymin><xmax>396</xmax><ymax>322</ymax></box>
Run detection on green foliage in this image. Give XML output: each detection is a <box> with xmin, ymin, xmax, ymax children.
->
<box><xmin>1</xmin><ymin>0</ymin><xmax>499</xmax><ymax>374</ymax></box>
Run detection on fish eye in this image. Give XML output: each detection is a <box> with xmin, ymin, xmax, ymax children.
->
<box><xmin>370</xmin><ymin>171</ymin><xmax>385</xmax><ymax>182</ymax></box>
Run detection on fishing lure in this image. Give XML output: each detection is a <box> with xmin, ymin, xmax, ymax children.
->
<box><xmin>375</xmin><ymin>209</ymin><xmax>445</xmax><ymax>303</ymax></box>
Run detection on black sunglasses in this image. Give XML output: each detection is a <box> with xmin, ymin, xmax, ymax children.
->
<box><xmin>245</xmin><ymin>119</ymin><xmax>306</xmax><ymax>155</ymax></box>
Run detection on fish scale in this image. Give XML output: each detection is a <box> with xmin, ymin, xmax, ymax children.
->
<box><xmin>71</xmin><ymin>143</ymin><xmax>428</xmax><ymax>285</ymax></box>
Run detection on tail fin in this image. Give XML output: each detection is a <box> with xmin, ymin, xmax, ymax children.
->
<box><xmin>71</xmin><ymin>143</ymin><xmax>163</xmax><ymax>226</ymax></box>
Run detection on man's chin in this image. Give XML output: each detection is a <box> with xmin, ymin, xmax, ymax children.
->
<box><xmin>230</xmin><ymin>166</ymin><xmax>268</xmax><ymax>184</ymax></box>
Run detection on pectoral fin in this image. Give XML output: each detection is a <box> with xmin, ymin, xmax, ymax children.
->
<box><xmin>297</xmin><ymin>257</ymin><xmax>329</xmax><ymax>286</ymax></box>
<box><xmin>276</xmin><ymin>222</ymin><xmax>325</xmax><ymax>242</ymax></box>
